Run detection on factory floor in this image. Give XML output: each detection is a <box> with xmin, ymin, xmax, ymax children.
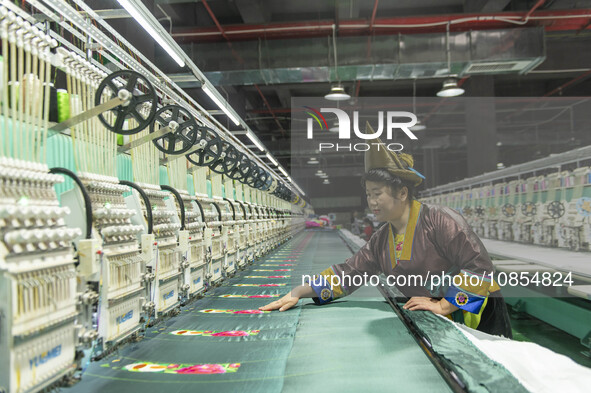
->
<box><xmin>62</xmin><ymin>230</ymin><xmax>590</xmax><ymax>393</ymax></box>
<box><xmin>63</xmin><ymin>230</ymin><xmax>451</xmax><ymax>393</ymax></box>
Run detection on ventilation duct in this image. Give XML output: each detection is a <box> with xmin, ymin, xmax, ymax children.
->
<box><xmin>169</xmin><ymin>27</ymin><xmax>545</xmax><ymax>87</ymax></box>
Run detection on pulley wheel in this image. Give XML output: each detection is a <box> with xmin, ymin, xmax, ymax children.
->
<box><xmin>95</xmin><ymin>70</ymin><xmax>157</xmax><ymax>135</ymax></box>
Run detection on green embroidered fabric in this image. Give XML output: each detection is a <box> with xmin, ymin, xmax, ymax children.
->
<box><xmin>64</xmin><ymin>233</ymin><xmax>312</xmax><ymax>393</ymax></box>
<box><xmin>382</xmin><ymin>277</ymin><xmax>529</xmax><ymax>393</ymax></box>
<box><xmin>343</xmin><ymin>229</ymin><xmax>528</xmax><ymax>393</ymax></box>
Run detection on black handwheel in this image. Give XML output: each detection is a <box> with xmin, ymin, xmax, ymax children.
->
<box><xmin>261</xmin><ymin>175</ymin><xmax>274</xmax><ymax>192</ymax></box>
<box><xmin>150</xmin><ymin>105</ymin><xmax>198</xmax><ymax>155</ymax></box>
<box><xmin>475</xmin><ymin>206</ymin><xmax>485</xmax><ymax>217</ymax></box>
<box><xmin>95</xmin><ymin>70</ymin><xmax>157</xmax><ymax>135</ymax></box>
<box><xmin>227</xmin><ymin>153</ymin><xmax>254</xmax><ymax>182</ymax></box>
<box><xmin>253</xmin><ymin>169</ymin><xmax>270</xmax><ymax>190</ymax></box>
<box><xmin>547</xmin><ymin>201</ymin><xmax>565</xmax><ymax>219</ymax></box>
<box><xmin>186</xmin><ymin>126</ymin><xmax>222</xmax><ymax>167</ymax></box>
<box><xmin>267</xmin><ymin>178</ymin><xmax>278</xmax><ymax>193</ymax></box>
<box><xmin>502</xmin><ymin>203</ymin><xmax>515</xmax><ymax>217</ymax></box>
<box><xmin>245</xmin><ymin>164</ymin><xmax>262</xmax><ymax>187</ymax></box>
<box><xmin>209</xmin><ymin>141</ymin><xmax>240</xmax><ymax>175</ymax></box>
<box><xmin>521</xmin><ymin>202</ymin><xmax>537</xmax><ymax>217</ymax></box>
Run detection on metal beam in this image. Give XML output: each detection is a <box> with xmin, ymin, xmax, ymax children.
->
<box><xmin>235</xmin><ymin>0</ymin><xmax>271</xmax><ymax>24</ymax></box>
<box><xmin>171</xmin><ymin>9</ymin><xmax>591</xmax><ymax>43</ymax></box>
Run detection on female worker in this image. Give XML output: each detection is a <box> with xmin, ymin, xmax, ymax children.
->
<box><xmin>260</xmin><ymin>131</ymin><xmax>512</xmax><ymax>338</ymax></box>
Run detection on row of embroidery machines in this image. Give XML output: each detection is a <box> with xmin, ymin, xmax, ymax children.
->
<box><xmin>0</xmin><ymin>2</ymin><xmax>310</xmax><ymax>393</ymax></box>
<box><xmin>422</xmin><ymin>156</ymin><xmax>591</xmax><ymax>251</ymax></box>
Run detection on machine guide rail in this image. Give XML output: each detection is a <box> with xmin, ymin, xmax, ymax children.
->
<box><xmin>48</xmin><ymin>94</ymin><xmax>128</xmax><ymax>133</ymax></box>
<box><xmin>377</xmin><ymin>280</ymin><xmax>468</xmax><ymax>393</ymax></box>
<box><xmin>118</xmin><ymin>124</ymin><xmax>175</xmax><ymax>153</ymax></box>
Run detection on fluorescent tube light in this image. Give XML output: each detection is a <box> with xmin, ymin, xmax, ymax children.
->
<box><xmin>117</xmin><ymin>0</ymin><xmax>185</xmax><ymax>67</ymax></box>
<box><xmin>246</xmin><ymin>130</ymin><xmax>265</xmax><ymax>152</ymax></box>
<box><xmin>278</xmin><ymin>167</ymin><xmax>289</xmax><ymax>177</ymax></box>
<box><xmin>266</xmin><ymin>153</ymin><xmax>279</xmax><ymax>166</ymax></box>
<box><xmin>202</xmin><ymin>84</ymin><xmax>241</xmax><ymax>126</ymax></box>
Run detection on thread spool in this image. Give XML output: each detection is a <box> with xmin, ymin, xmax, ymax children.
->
<box><xmin>56</xmin><ymin>89</ymin><xmax>69</xmax><ymax>123</ymax></box>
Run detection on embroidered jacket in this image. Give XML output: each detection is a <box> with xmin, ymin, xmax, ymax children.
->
<box><xmin>309</xmin><ymin>201</ymin><xmax>504</xmax><ymax>330</ymax></box>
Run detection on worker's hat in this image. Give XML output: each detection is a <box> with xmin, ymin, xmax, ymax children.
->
<box><xmin>364</xmin><ymin>122</ymin><xmax>425</xmax><ymax>186</ymax></box>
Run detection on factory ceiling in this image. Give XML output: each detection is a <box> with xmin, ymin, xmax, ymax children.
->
<box><xmin>87</xmin><ymin>0</ymin><xmax>591</xmax><ymax>200</ymax></box>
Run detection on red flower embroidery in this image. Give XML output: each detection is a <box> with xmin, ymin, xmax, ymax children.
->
<box><xmin>211</xmin><ymin>331</ymin><xmax>250</xmax><ymax>337</ymax></box>
<box><xmin>249</xmin><ymin>295</ymin><xmax>273</xmax><ymax>298</ymax></box>
<box><xmin>176</xmin><ymin>364</ymin><xmax>227</xmax><ymax>374</ymax></box>
<box><xmin>260</xmin><ymin>284</ymin><xmax>280</xmax><ymax>287</ymax></box>
<box><xmin>396</xmin><ymin>242</ymin><xmax>403</xmax><ymax>251</ymax></box>
<box><xmin>233</xmin><ymin>309</ymin><xmax>264</xmax><ymax>314</ymax></box>
<box><xmin>268</xmin><ymin>275</ymin><xmax>287</xmax><ymax>278</ymax></box>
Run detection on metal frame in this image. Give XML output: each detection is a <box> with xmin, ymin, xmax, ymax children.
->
<box><xmin>423</xmin><ymin>144</ymin><xmax>591</xmax><ymax>196</ymax></box>
<box><xmin>18</xmin><ymin>0</ymin><xmax>302</xmax><ymax>199</ymax></box>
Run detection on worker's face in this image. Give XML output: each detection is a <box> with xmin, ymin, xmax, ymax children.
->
<box><xmin>365</xmin><ymin>181</ymin><xmax>408</xmax><ymax>222</ymax></box>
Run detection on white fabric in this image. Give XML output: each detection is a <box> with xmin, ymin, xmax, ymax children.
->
<box><xmin>448</xmin><ymin>317</ymin><xmax>591</xmax><ymax>393</ymax></box>
<box><xmin>339</xmin><ymin>229</ymin><xmax>367</xmax><ymax>249</ymax></box>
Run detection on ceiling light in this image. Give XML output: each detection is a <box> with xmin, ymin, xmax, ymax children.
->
<box><xmin>246</xmin><ymin>130</ymin><xmax>265</xmax><ymax>152</ymax></box>
<box><xmin>278</xmin><ymin>167</ymin><xmax>289</xmax><ymax>177</ymax></box>
<box><xmin>307</xmin><ymin>157</ymin><xmax>319</xmax><ymax>165</ymax></box>
<box><xmin>497</xmin><ymin>163</ymin><xmax>505</xmax><ymax>169</ymax></box>
<box><xmin>266</xmin><ymin>153</ymin><xmax>278</xmax><ymax>166</ymax></box>
<box><xmin>324</xmin><ymin>85</ymin><xmax>350</xmax><ymax>101</ymax></box>
<box><xmin>116</xmin><ymin>0</ymin><xmax>185</xmax><ymax>67</ymax></box>
<box><xmin>436</xmin><ymin>78</ymin><xmax>465</xmax><ymax>97</ymax></box>
<box><xmin>202</xmin><ymin>85</ymin><xmax>241</xmax><ymax>126</ymax></box>
<box><xmin>323</xmin><ymin>179</ymin><xmax>330</xmax><ymax>184</ymax></box>
<box><xmin>409</xmin><ymin>120</ymin><xmax>426</xmax><ymax>131</ymax></box>
<box><xmin>319</xmin><ymin>174</ymin><xmax>329</xmax><ymax>179</ymax></box>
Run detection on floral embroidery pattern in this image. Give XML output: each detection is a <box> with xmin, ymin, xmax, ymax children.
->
<box><xmin>124</xmin><ymin>362</ymin><xmax>240</xmax><ymax>374</ymax></box>
<box><xmin>218</xmin><ymin>294</ymin><xmax>280</xmax><ymax>298</ymax></box>
<box><xmin>233</xmin><ymin>283</ymin><xmax>286</xmax><ymax>287</ymax></box>
<box><xmin>199</xmin><ymin>309</ymin><xmax>269</xmax><ymax>314</ymax></box>
<box><xmin>170</xmin><ymin>330</ymin><xmax>260</xmax><ymax>336</ymax></box>
<box><xmin>394</xmin><ymin>233</ymin><xmax>405</xmax><ymax>261</ymax></box>
<box><xmin>455</xmin><ymin>292</ymin><xmax>469</xmax><ymax>306</ymax></box>
<box><xmin>253</xmin><ymin>269</ymin><xmax>292</xmax><ymax>272</ymax></box>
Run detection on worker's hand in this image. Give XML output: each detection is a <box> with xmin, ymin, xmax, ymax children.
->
<box><xmin>259</xmin><ymin>291</ymin><xmax>300</xmax><ymax>312</ymax></box>
<box><xmin>402</xmin><ymin>297</ymin><xmax>458</xmax><ymax>315</ymax></box>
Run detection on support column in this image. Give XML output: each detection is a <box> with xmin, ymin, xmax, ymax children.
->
<box><xmin>422</xmin><ymin>148</ymin><xmax>439</xmax><ymax>189</ymax></box>
<box><xmin>464</xmin><ymin>76</ymin><xmax>498</xmax><ymax>177</ymax></box>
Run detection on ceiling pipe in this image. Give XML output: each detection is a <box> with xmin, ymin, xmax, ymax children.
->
<box><xmin>254</xmin><ymin>84</ymin><xmax>285</xmax><ymax>133</ymax></box>
<box><xmin>524</xmin><ymin>0</ymin><xmax>547</xmax><ymax>21</ymax></box>
<box><xmin>369</xmin><ymin>0</ymin><xmax>380</xmax><ymax>33</ymax></box>
<box><xmin>200</xmin><ymin>0</ymin><xmax>286</xmax><ymax>136</ymax></box>
<box><xmin>172</xmin><ymin>9</ymin><xmax>591</xmax><ymax>43</ymax></box>
<box><xmin>542</xmin><ymin>69</ymin><xmax>591</xmax><ymax>97</ymax></box>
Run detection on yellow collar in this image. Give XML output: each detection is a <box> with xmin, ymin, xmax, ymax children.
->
<box><xmin>388</xmin><ymin>200</ymin><xmax>422</xmax><ymax>267</ymax></box>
